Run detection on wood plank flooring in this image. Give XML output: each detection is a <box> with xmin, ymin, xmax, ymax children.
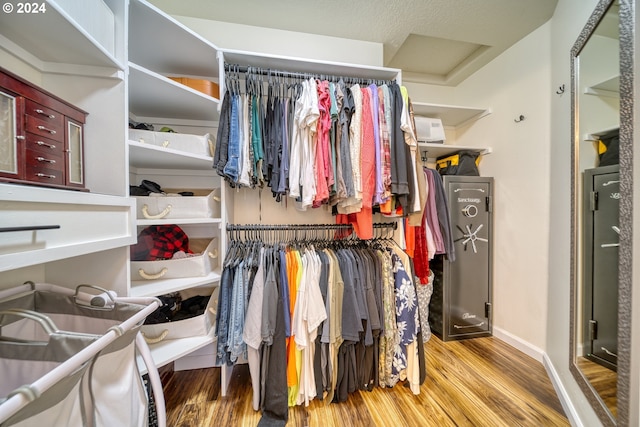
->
<box><xmin>160</xmin><ymin>336</ymin><xmax>569</xmax><ymax>427</ymax></box>
<box><xmin>577</xmin><ymin>356</ymin><xmax>617</xmax><ymax>417</ymax></box>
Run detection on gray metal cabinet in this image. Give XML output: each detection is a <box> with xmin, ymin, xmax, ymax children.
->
<box><xmin>582</xmin><ymin>165</ymin><xmax>619</xmax><ymax>370</ymax></box>
<box><xmin>429</xmin><ymin>176</ymin><xmax>493</xmax><ymax>341</ymax></box>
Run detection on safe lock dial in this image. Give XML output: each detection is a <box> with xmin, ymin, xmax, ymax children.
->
<box><xmin>462</xmin><ymin>204</ymin><xmax>478</xmax><ymax>218</ymax></box>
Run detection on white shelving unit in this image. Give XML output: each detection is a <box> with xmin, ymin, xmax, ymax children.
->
<box><xmin>0</xmin><ymin>184</ymin><xmax>135</xmax><ymax>273</ymax></box>
<box><xmin>129</xmin><ymin>140</ymin><xmax>214</xmax><ymax>170</ymax></box>
<box><xmin>412</xmin><ymin>101</ymin><xmax>492</xmax><ymax>160</ymax></box>
<box><xmin>138</xmin><ymin>330</ymin><xmax>216</xmax><ymax>375</ymax></box>
<box><xmin>128</xmin><ymin>0</ymin><xmax>220</xmax><ymax>79</ymax></box>
<box><xmin>584</xmin><ymin>74</ymin><xmax>620</xmax><ymax>98</ymax></box>
<box><xmin>0</xmin><ymin>0</ymin><xmax>131</xmax><ymax>289</ymax></box>
<box><xmin>412</xmin><ymin>102</ymin><xmax>491</xmax><ymax>128</ymax></box>
<box><xmin>418</xmin><ymin>143</ymin><xmax>492</xmax><ymax>160</ymax></box>
<box><xmin>128</xmin><ymin>63</ymin><xmax>219</xmax><ymax>123</ymax></box>
<box><xmin>127</xmin><ymin>0</ymin><xmax>227</xmax><ymax>373</ymax></box>
<box><xmin>219</xmin><ymin>48</ymin><xmax>401</xmax><ymax>96</ymax></box>
<box><xmin>130</xmin><ymin>271</ymin><xmax>222</xmax><ymax>298</ymax></box>
<box><xmin>584</xmin><ymin>125</ymin><xmax>619</xmax><ymax>142</ymax></box>
<box><xmin>0</xmin><ymin>0</ymin><xmax>123</xmax><ymax>71</ymax></box>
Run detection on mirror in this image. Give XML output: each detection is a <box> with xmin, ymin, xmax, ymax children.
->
<box><xmin>570</xmin><ymin>0</ymin><xmax>632</xmax><ymax>425</ymax></box>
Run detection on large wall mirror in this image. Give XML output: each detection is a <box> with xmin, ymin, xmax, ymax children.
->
<box><xmin>570</xmin><ymin>0</ymin><xmax>632</xmax><ymax>425</ymax></box>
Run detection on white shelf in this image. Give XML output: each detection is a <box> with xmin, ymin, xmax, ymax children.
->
<box><xmin>0</xmin><ymin>0</ymin><xmax>122</xmax><ymax>70</ymax></box>
<box><xmin>584</xmin><ymin>75</ymin><xmax>620</xmax><ymax>98</ymax></box>
<box><xmin>130</xmin><ymin>270</ymin><xmax>222</xmax><ymax>298</ymax></box>
<box><xmin>219</xmin><ymin>48</ymin><xmax>401</xmax><ymax>95</ymax></box>
<box><xmin>412</xmin><ymin>102</ymin><xmax>491</xmax><ymax>128</ymax></box>
<box><xmin>136</xmin><ymin>218</ymin><xmax>222</xmax><ymax>227</ymax></box>
<box><xmin>418</xmin><ymin>143</ymin><xmax>492</xmax><ymax>160</ymax></box>
<box><xmin>128</xmin><ymin>0</ymin><xmax>220</xmax><ymax>79</ymax></box>
<box><xmin>128</xmin><ymin>63</ymin><xmax>220</xmax><ymax>123</ymax></box>
<box><xmin>220</xmin><ymin>49</ymin><xmax>400</xmax><ymax>80</ymax></box>
<box><xmin>584</xmin><ymin>126</ymin><xmax>619</xmax><ymax>142</ymax></box>
<box><xmin>128</xmin><ymin>140</ymin><xmax>215</xmax><ymax>170</ymax></box>
<box><xmin>138</xmin><ymin>329</ymin><xmax>217</xmax><ymax>373</ymax></box>
<box><xmin>0</xmin><ymin>184</ymin><xmax>135</xmax><ymax>272</ymax></box>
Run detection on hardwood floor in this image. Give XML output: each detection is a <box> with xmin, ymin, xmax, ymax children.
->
<box><xmin>577</xmin><ymin>356</ymin><xmax>617</xmax><ymax>417</ymax></box>
<box><xmin>160</xmin><ymin>336</ymin><xmax>569</xmax><ymax>427</ymax></box>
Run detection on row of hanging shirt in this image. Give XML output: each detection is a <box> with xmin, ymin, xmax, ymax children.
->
<box><xmin>213</xmin><ymin>67</ymin><xmax>423</xmax><ymax>239</ymax></box>
<box><xmin>214</xmin><ymin>229</ymin><xmax>433</xmax><ymax>425</ymax></box>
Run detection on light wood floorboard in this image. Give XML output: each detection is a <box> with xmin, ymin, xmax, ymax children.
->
<box><xmin>160</xmin><ymin>336</ymin><xmax>569</xmax><ymax>426</ymax></box>
<box><xmin>577</xmin><ymin>356</ymin><xmax>617</xmax><ymax>418</ymax></box>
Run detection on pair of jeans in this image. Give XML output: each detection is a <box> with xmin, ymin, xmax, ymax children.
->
<box><xmin>228</xmin><ymin>262</ymin><xmax>247</xmax><ymax>363</ymax></box>
<box><xmin>215</xmin><ymin>266</ymin><xmax>234</xmax><ymax>365</ymax></box>
<box><xmin>215</xmin><ymin>91</ymin><xmax>231</xmax><ymax>176</ymax></box>
<box><xmin>223</xmin><ymin>94</ymin><xmax>241</xmax><ymax>182</ymax></box>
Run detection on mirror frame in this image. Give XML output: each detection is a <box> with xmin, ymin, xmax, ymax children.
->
<box><xmin>569</xmin><ymin>0</ymin><xmax>632</xmax><ymax>425</ymax></box>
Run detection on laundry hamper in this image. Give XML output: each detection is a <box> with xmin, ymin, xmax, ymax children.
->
<box><xmin>0</xmin><ymin>310</ymin><xmax>100</xmax><ymax>427</ymax></box>
<box><xmin>0</xmin><ymin>283</ymin><xmax>164</xmax><ymax>427</ymax></box>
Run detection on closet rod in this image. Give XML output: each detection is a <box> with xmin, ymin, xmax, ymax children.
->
<box><xmin>225</xmin><ymin>222</ymin><xmax>397</xmax><ymax>232</ymax></box>
<box><xmin>224</xmin><ymin>63</ymin><xmax>396</xmax><ymax>86</ymax></box>
<box><xmin>0</xmin><ymin>225</ymin><xmax>60</xmax><ymax>233</ymax></box>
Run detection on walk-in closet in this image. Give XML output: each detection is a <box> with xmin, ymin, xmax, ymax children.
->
<box><xmin>1</xmin><ymin>0</ymin><xmax>638</xmax><ymax>426</ymax></box>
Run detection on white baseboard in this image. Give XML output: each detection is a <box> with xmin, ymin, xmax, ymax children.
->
<box><xmin>492</xmin><ymin>327</ymin><xmax>582</xmax><ymax>426</ymax></box>
<box><xmin>543</xmin><ymin>354</ymin><xmax>583</xmax><ymax>427</ymax></box>
<box><xmin>493</xmin><ymin>326</ymin><xmax>545</xmax><ymax>362</ymax></box>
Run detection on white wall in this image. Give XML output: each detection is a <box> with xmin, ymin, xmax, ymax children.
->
<box><xmin>409</xmin><ymin>20</ymin><xmax>553</xmax><ymax>355</ymax></box>
<box><xmin>448</xmin><ymin>21</ymin><xmax>552</xmax><ymax>354</ymax></box>
<box><xmin>172</xmin><ymin>16</ymin><xmax>383</xmax><ymax>68</ymax></box>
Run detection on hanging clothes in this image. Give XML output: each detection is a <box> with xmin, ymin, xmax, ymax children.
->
<box><xmin>216</xmin><ymin>223</ymin><xmax>425</xmax><ymax>416</ymax></box>
<box><xmin>214</xmin><ymin>66</ymin><xmax>424</xmax><ymax>240</ymax></box>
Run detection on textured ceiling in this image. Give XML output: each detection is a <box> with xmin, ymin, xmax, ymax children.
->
<box><xmin>149</xmin><ymin>0</ymin><xmax>558</xmax><ymax>86</ymax></box>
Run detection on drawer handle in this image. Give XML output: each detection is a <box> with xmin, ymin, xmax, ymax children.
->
<box><xmin>0</xmin><ymin>225</ymin><xmax>60</xmax><ymax>233</ymax></box>
<box><xmin>208</xmin><ymin>249</ymin><xmax>219</xmax><ymax>259</ymax></box>
<box><xmin>37</xmin><ymin>125</ymin><xmax>56</xmax><ymax>135</ymax></box>
<box><xmin>138</xmin><ymin>267</ymin><xmax>168</xmax><ymax>280</ymax></box>
<box><xmin>35</xmin><ymin>109</ymin><xmax>55</xmax><ymax>119</ymax></box>
<box><xmin>36</xmin><ymin>156</ymin><xmax>56</xmax><ymax>164</ymax></box>
<box><xmin>36</xmin><ymin>173</ymin><xmax>56</xmax><ymax>179</ymax></box>
<box><xmin>453</xmin><ymin>322</ymin><xmax>485</xmax><ymax>329</ymax></box>
<box><xmin>141</xmin><ymin>329</ymin><xmax>169</xmax><ymax>344</ymax></box>
<box><xmin>141</xmin><ymin>204</ymin><xmax>172</xmax><ymax>219</ymax></box>
<box><xmin>36</xmin><ymin>140</ymin><xmax>56</xmax><ymax>149</ymax></box>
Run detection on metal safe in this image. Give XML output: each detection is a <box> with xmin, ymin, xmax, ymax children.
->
<box><xmin>429</xmin><ymin>176</ymin><xmax>493</xmax><ymax>341</ymax></box>
<box><xmin>582</xmin><ymin>165</ymin><xmax>619</xmax><ymax>370</ymax></box>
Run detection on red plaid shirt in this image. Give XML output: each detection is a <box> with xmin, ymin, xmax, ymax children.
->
<box><xmin>130</xmin><ymin>225</ymin><xmax>192</xmax><ymax>261</ymax></box>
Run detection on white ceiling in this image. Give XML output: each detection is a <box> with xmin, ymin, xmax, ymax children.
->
<box><xmin>149</xmin><ymin>0</ymin><xmax>558</xmax><ymax>86</ymax></box>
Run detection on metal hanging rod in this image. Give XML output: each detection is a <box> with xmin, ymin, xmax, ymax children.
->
<box><xmin>226</xmin><ymin>222</ymin><xmax>397</xmax><ymax>232</ymax></box>
<box><xmin>0</xmin><ymin>225</ymin><xmax>60</xmax><ymax>233</ymax></box>
<box><xmin>224</xmin><ymin>63</ymin><xmax>396</xmax><ymax>86</ymax></box>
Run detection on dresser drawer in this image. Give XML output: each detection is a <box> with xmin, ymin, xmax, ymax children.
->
<box><xmin>26</xmin><ymin>132</ymin><xmax>64</xmax><ymax>157</ymax></box>
<box><xmin>25</xmin><ymin>114</ymin><xmax>64</xmax><ymax>141</ymax></box>
<box><xmin>26</xmin><ymin>150</ymin><xmax>64</xmax><ymax>185</ymax></box>
<box><xmin>24</xmin><ymin>99</ymin><xmax>64</xmax><ymax>128</ymax></box>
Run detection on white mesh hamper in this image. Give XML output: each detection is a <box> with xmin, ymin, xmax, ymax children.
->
<box><xmin>0</xmin><ymin>283</ymin><xmax>164</xmax><ymax>427</ymax></box>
